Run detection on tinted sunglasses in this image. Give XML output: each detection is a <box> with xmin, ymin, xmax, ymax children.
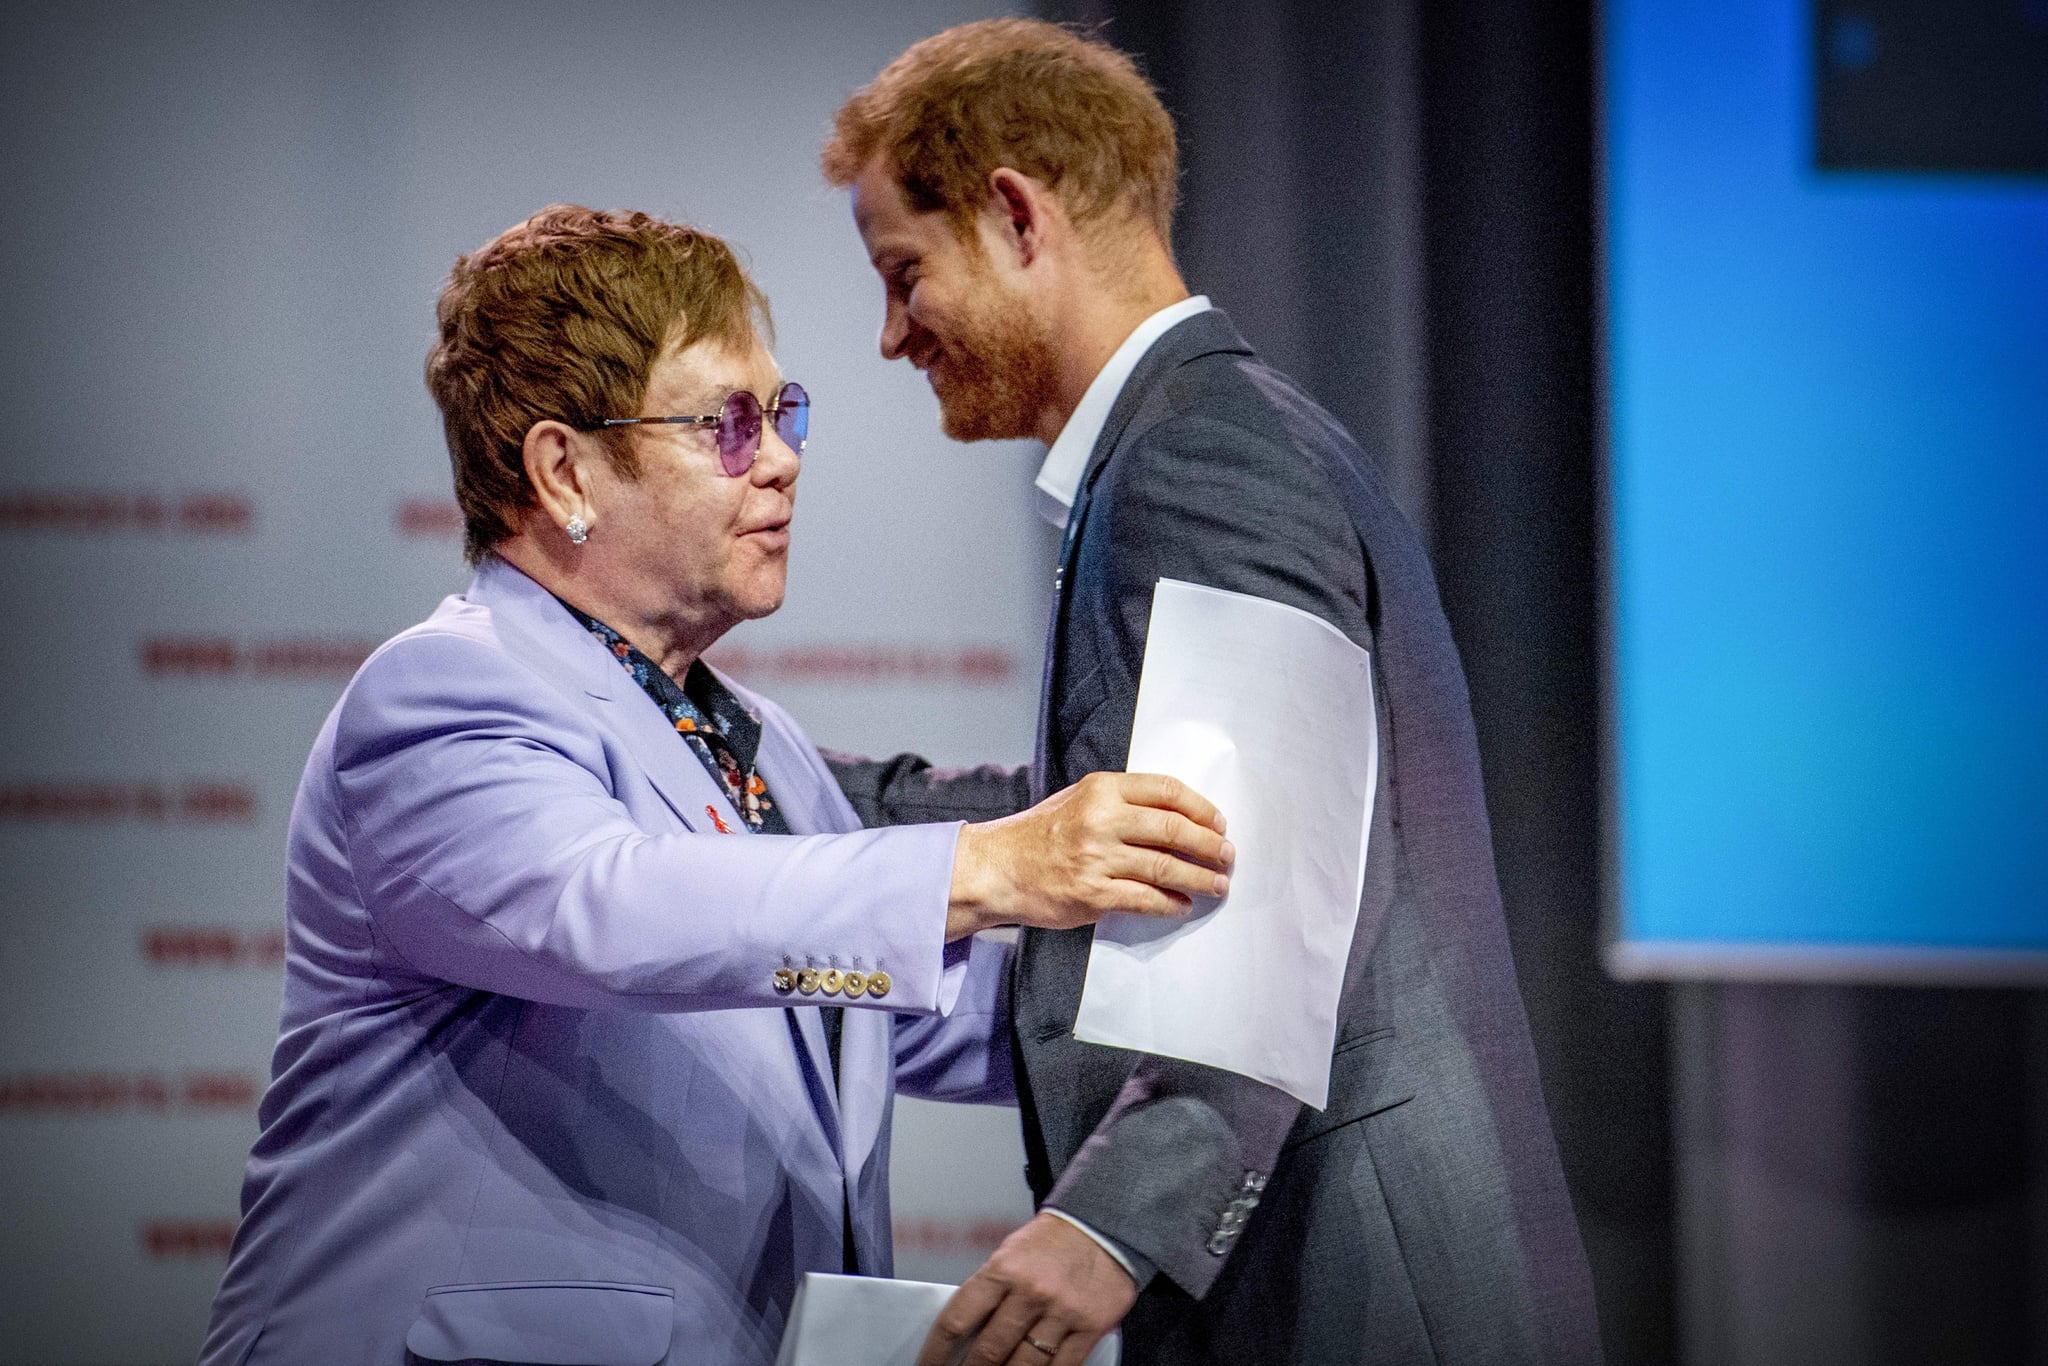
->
<box><xmin>585</xmin><ymin>381</ymin><xmax>809</xmax><ymax>477</ymax></box>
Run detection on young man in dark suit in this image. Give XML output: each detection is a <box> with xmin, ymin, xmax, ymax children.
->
<box><xmin>824</xmin><ymin>20</ymin><xmax>1601</xmax><ymax>1366</ymax></box>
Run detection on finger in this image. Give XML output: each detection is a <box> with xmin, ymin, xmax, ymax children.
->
<box><xmin>918</xmin><ymin>1278</ymin><xmax>1005</xmax><ymax>1366</ymax></box>
<box><xmin>1100</xmin><ymin>880</ymin><xmax>1196</xmax><ymax>919</ymax></box>
<box><xmin>1115</xmin><ymin>772</ymin><xmax>1226</xmax><ymax>834</ymax></box>
<box><xmin>1111</xmin><ymin>844</ymin><xmax>1231</xmax><ymax>901</ymax></box>
<box><xmin>966</xmin><ymin>1290</ymin><xmax>1049</xmax><ymax>1366</ymax></box>
<box><xmin>1005</xmin><ymin>1322</ymin><xmax>1071</xmax><ymax>1366</ymax></box>
<box><xmin>1119</xmin><ymin>806</ymin><xmax>1234</xmax><ymax>870</ymax></box>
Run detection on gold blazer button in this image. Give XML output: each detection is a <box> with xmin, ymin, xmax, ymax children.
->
<box><xmin>842</xmin><ymin>971</ymin><xmax>868</xmax><ymax>998</ymax></box>
<box><xmin>772</xmin><ymin>967</ymin><xmax>797</xmax><ymax>994</ymax></box>
<box><xmin>866</xmin><ymin>971</ymin><xmax>891</xmax><ymax>1000</ymax></box>
<box><xmin>796</xmin><ymin>968</ymin><xmax>822</xmax><ymax>995</ymax></box>
<box><xmin>821</xmin><ymin>968</ymin><xmax>845</xmax><ymax>996</ymax></box>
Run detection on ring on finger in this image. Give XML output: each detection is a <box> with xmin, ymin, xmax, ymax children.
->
<box><xmin>1025</xmin><ymin>1333</ymin><xmax>1061</xmax><ymax>1356</ymax></box>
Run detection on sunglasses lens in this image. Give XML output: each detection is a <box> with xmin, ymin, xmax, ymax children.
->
<box><xmin>717</xmin><ymin>390</ymin><xmax>762</xmax><ymax>476</ymax></box>
<box><xmin>774</xmin><ymin>382</ymin><xmax>809</xmax><ymax>453</ymax></box>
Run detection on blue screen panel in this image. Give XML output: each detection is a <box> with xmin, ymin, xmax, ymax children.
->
<box><xmin>1604</xmin><ymin>0</ymin><xmax>2048</xmax><ymax>978</ymax></box>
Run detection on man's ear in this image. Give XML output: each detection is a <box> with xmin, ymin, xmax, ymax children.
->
<box><xmin>522</xmin><ymin>419</ymin><xmax>597</xmax><ymax>535</ymax></box>
<box><xmin>984</xmin><ymin>167</ymin><xmax>1054</xmax><ymax>269</ymax></box>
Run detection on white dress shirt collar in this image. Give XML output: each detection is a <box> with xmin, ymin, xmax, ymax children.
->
<box><xmin>1033</xmin><ymin>294</ymin><xmax>1213</xmax><ymax>527</ymax></box>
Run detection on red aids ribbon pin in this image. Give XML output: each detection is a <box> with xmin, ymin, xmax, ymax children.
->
<box><xmin>706</xmin><ymin>805</ymin><xmax>734</xmax><ymax>834</ymax></box>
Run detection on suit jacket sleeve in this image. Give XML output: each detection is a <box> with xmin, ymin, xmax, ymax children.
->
<box><xmin>1043</xmin><ymin>412</ymin><xmax>1376</xmax><ymax>1298</ymax></box>
<box><xmin>329</xmin><ymin>629</ymin><xmax>964</xmax><ymax>1015</ymax></box>
<box><xmin>824</xmin><ymin>750</ymin><xmax>1034</xmax><ymax>828</ymax></box>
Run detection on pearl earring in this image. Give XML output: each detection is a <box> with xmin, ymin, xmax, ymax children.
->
<box><xmin>565</xmin><ymin>516</ymin><xmax>589</xmax><ymax>545</ymax></box>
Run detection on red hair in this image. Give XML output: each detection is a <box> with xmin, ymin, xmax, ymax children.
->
<box><xmin>823</xmin><ymin>18</ymin><xmax>1178</xmax><ymax>245</ymax></box>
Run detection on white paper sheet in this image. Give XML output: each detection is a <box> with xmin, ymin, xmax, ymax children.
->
<box><xmin>1072</xmin><ymin>579</ymin><xmax>1377</xmax><ymax>1109</ymax></box>
<box><xmin>774</xmin><ymin>1273</ymin><xmax>1119</xmax><ymax>1366</ymax></box>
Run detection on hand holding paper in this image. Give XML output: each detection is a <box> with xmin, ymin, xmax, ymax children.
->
<box><xmin>914</xmin><ymin>1211</ymin><xmax>1132</xmax><ymax>1366</ymax></box>
<box><xmin>773</xmin><ymin>1268</ymin><xmax>1119</xmax><ymax>1366</ymax></box>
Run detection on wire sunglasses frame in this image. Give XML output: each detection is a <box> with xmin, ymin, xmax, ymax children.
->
<box><xmin>584</xmin><ymin>380</ymin><xmax>809</xmax><ymax>477</ymax></box>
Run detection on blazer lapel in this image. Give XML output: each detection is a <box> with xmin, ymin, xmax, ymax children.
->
<box><xmin>1032</xmin><ymin>309</ymin><xmax>1258</xmax><ymax>794</ymax></box>
<box><xmin>470</xmin><ymin>558</ymin><xmax>749</xmax><ymax>837</ymax></box>
<box><xmin>605</xmin><ymin>676</ymin><xmax>753</xmax><ymax>837</ymax></box>
<box><xmin>1068</xmin><ymin>308</ymin><xmax>1256</xmax><ymax>538</ymax></box>
<box><xmin>833</xmin><ymin>1008</ymin><xmax>891</xmax><ymax>1181</ymax></box>
<box><xmin>781</xmin><ymin>1009</ymin><xmax>843</xmax><ymax>1156</ymax></box>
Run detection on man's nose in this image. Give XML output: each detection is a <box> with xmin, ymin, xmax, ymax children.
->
<box><xmin>753</xmin><ymin>422</ymin><xmax>801</xmax><ymax>487</ymax></box>
<box><xmin>879</xmin><ymin>302</ymin><xmax>915</xmax><ymax>361</ymax></box>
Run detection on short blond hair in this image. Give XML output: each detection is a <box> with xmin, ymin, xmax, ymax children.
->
<box><xmin>823</xmin><ymin>18</ymin><xmax>1177</xmax><ymax>245</ymax></box>
<box><xmin>425</xmin><ymin>205</ymin><xmax>769</xmax><ymax>564</ymax></box>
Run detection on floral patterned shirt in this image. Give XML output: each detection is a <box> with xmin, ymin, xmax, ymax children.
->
<box><xmin>559</xmin><ymin>603</ymin><xmax>791</xmax><ymax>836</ymax></box>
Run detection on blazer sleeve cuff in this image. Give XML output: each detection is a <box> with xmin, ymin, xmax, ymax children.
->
<box><xmin>877</xmin><ymin>822</ymin><xmax>972</xmax><ymax>1017</ymax></box>
<box><xmin>752</xmin><ymin>821</ymin><xmax>967</xmax><ymax>1017</ymax></box>
<box><xmin>1042</xmin><ymin>1094</ymin><xmax>1247</xmax><ymax>1299</ymax></box>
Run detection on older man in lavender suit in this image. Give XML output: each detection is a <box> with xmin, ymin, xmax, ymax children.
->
<box><xmin>198</xmin><ymin>206</ymin><xmax>1232</xmax><ymax>1366</ymax></box>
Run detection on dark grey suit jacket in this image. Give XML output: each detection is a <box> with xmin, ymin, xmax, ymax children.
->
<box><xmin>832</xmin><ymin>311</ymin><xmax>1600</xmax><ymax>1364</ymax></box>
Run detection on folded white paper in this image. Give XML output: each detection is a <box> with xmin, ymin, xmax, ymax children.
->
<box><xmin>774</xmin><ymin>1273</ymin><xmax>1119</xmax><ymax>1366</ymax></box>
<box><xmin>1073</xmin><ymin>578</ymin><xmax>1377</xmax><ymax>1108</ymax></box>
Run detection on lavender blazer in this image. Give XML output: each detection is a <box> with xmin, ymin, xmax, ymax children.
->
<box><xmin>200</xmin><ymin>557</ymin><xmax>1013</xmax><ymax>1366</ymax></box>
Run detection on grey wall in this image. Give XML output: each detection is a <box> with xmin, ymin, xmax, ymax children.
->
<box><xmin>0</xmin><ymin>3</ymin><xmax>1048</xmax><ymax>1361</ymax></box>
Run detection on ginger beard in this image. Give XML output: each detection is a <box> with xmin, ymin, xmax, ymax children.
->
<box><xmin>924</xmin><ymin>249</ymin><xmax>1059</xmax><ymax>443</ymax></box>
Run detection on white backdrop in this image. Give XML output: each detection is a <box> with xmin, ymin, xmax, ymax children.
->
<box><xmin>0</xmin><ymin>3</ymin><xmax>1052</xmax><ymax>1360</ymax></box>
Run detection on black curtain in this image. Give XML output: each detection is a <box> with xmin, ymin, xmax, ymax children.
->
<box><xmin>1036</xmin><ymin>1</ymin><xmax>2044</xmax><ymax>1361</ymax></box>
<box><xmin>1415</xmin><ymin>4</ymin><xmax>1679</xmax><ymax>1361</ymax></box>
